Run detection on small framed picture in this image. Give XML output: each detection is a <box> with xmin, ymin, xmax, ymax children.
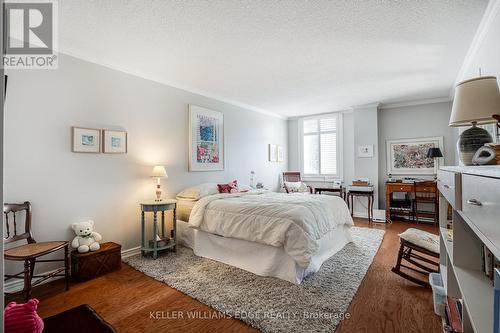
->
<box><xmin>277</xmin><ymin>146</ymin><xmax>284</xmax><ymax>162</ymax></box>
<box><xmin>72</xmin><ymin>127</ymin><xmax>101</xmax><ymax>153</ymax></box>
<box><xmin>269</xmin><ymin>144</ymin><xmax>277</xmax><ymax>162</ymax></box>
<box><xmin>358</xmin><ymin>144</ymin><xmax>374</xmax><ymax>158</ymax></box>
<box><xmin>103</xmin><ymin>130</ymin><xmax>127</xmax><ymax>154</ymax></box>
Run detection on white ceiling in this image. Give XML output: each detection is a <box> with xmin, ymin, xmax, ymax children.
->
<box><xmin>60</xmin><ymin>0</ymin><xmax>488</xmax><ymax>118</ymax></box>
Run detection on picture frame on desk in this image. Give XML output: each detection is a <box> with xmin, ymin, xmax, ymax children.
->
<box><xmin>386</xmin><ymin>136</ymin><xmax>444</xmax><ymax>175</ymax></box>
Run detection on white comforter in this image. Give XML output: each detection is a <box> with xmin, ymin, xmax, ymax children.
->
<box><xmin>189</xmin><ymin>191</ymin><xmax>353</xmax><ymax>267</ymax></box>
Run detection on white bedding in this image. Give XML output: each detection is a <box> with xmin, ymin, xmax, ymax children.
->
<box><xmin>189</xmin><ymin>191</ymin><xmax>353</xmax><ymax>268</ymax></box>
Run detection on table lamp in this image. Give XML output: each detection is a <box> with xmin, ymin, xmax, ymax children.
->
<box><xmin>427</xmin><ymin>147</ymin><xmax>443</xmax><ymax>178</ymax></box>
<box><xmin>449</xmin><ymin>76</ymin><xmax>500</xmax><ymax>165</ymax></box>
<box><xmin>151</xmin><ymin>166</ymin><xmax>168</xmax><ymax>201</ymax></box>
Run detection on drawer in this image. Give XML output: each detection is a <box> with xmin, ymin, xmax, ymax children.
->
<box><xmin>388</xmin><ymin>184</ymin><xmax>413</xmax><ymax>193</ymax></box>
<box><xmin>437</xmin><ymin>170</ymin><xmax>461</xmax><ymax>210</ymax></box>
<box><xmin>416</xmin><ymin>186</ymin><xmax>436</xmax><ymax>193</ymax></box>
<box><xmin>462</xmin><ymin>174</ymin><xmax>500</xmax><ymax>253</ymax></box>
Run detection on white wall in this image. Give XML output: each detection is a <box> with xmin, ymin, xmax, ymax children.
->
<box><xmin>4</xmin><ymin>54</ymin><xmax>288</xmax><ymax>275</ymax></box>
<box><xmin>460</xmin><ymin>1</ymin><xmax>500</xmax><ymax>89</ymax></box>
<box><xmin>377</xmin><ymin>101</ymin><xmax>455</xmax><ymax>207</ymax></box>
<box><xmin>352</xmin><ymin>106</ymin><xmax>379</xmax><ymax>212</ymax></box>
<box><xmin>287</xmin><ymin>119</ymin><xmax>299</xmax><ymax>171</ymax></box>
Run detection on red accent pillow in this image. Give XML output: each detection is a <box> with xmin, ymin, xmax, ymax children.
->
<box><xmin>217</xmin><ymin>180</ymin><xmax>238</xmax><ymax>193</ymax></box>
<box><xmin>4</xmin><ymin>299</ymin><xmax>44</xmax><ymax>333</ymax></box>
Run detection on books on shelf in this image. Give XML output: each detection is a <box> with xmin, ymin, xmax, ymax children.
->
<box><xmin>482</xmin><ymin>244</ymin><xmax>500</xmax><ymax>283</ymax></box>
<box><xmin>444</xmin><ymin>297</ymin><xmax>463</xmax><ymax>333</ymax></box>
<box><xmin>494</xmin><ymin>268</ymin><xmax>500</xmax><ymax>333</ymax></box>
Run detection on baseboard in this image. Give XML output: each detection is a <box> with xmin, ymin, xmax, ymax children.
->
<box><xmin>121</xmin><ymin>246</ymin><xmax>141</xmax><ymax>259</ymax></box>
<box><xmin>353</xmin><ymin>209</ymin><xmax>387</xmax><ymax>223</ymax></box>
<box><xmin>5</xmin><ymin>245</ymin><xmax>141</xmax><ymax>293</ymax></box>
<box><xmin>4</xmin><ymin>268</ymin><xmax>62</xmax><ymax>294</ymax></box>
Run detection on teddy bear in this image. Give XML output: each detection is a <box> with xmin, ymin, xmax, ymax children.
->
<box><xmin>71</xmin><ymin>220</ymin><xmax>102</xmax><ymax>253</ymax></box>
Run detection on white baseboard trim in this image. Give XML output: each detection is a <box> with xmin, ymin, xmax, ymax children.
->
<box><xmin>5</xmin><ymin>246</ymin><xmax>141</xmax><ymax>293</ymax></box>
<box><xmin>4</xmin><ymin>268</ymin><xmax>63</xmax><ymax>293</ymax></box>
<box><xmin>353</xmin><ymin>210</ymin><xmax>387</xmax><ymax>223</ymax></box>
<box><xmin>121</xmin><ymin>246</ymin><xmax>141</xmax><ymax>259</ymax></box>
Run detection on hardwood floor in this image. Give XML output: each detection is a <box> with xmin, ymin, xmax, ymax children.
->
<box><xmin>6</xmin><ymin>219</ymin><xmax>442</xmax><ymax>333</ymax></box>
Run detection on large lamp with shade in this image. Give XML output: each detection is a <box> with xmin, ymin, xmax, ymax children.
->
<box><xmin>449</xmin><ymin>76</ymin><xmax>500</xmax><ymax>165</ymax></box>
<box><xmin>151</xmin><ymin>166</ymin><xmax>168</xmax><ymax>201</ymax></box>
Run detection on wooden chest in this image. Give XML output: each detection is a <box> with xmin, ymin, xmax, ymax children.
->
<box><xmin>71</xmin><ymin>242</ymin><xmax>122</xmax><ymax>281</ymax></box>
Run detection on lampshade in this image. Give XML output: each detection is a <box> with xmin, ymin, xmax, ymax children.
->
<box><xmin>449</xmin><ymin>76</ymin><xmax>500</xmax><ymax>127</ymax></box>
<box><xmin>427</xmin><ymin>147</ymin><xmax>443</xmax><ymax>158</ymax></box>
<box><xmin>151</xmin><ymin>166</ymin><xmax>168</xmax><ymax>178</ymax></box>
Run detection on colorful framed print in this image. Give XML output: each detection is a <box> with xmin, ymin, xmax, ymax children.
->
<box><xmin>103</xmin><ymin>130</ymin><xmax>127</xmax><ymax>154</ymax></box>
<box><xmin>189</xmin><ymin>105</ymin><xmax>224</xmax><ymax>171</ymax></box>
<box><xmin>277</xmin><ymin>145</ymin><xmax>284</xmax><ymax>162</ymax></box>
<box><xmin>72</xmin><ymin>127</ymin><xmax>101</xmax><ymax>153</ymax></box>
<box><xmin>386</xmin><ymin>136</ymin><xmax>444</xmax><ymax>175</ymax></box>
<box><xmin>269</xmin><ymin>144</ymin><xmax>277</xmax><ymax>162</ymax></box>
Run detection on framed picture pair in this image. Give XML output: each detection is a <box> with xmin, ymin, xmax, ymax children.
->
<box><xmin>72</xmin><ymin>127</ymin><xmax>127</xmax><ymax>154</ymax></box>
<box><xmin>268</xmin><ymin>144</ymin><xmax>284</xmax><ymax>162</ymax></box>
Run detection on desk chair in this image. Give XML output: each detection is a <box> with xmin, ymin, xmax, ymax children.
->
<box><xmin>413</xmin><ymin>181</ymin><xmax>439</xmax><ymax>225</ymax></box>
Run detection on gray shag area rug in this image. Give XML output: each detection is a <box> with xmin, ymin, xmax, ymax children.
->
<box><xmin>125</xmin><ymin>227</ymin><xmax>384</xmax><ymax>333</ymax></box>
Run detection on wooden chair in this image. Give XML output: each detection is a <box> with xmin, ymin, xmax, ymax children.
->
<box><xmin>413</xmin><ymin>181</ymin><xmax>439</xmax><ymax>224</ymax></box>
<box><xmin>4</xmin><ymin>202</ymin><xmax>70</xmax><ymax>301</ymax></box>
<box><xmin>282</xmin><ymin>172</ymin><xmax>313</xmax><ymax>193</ymax></box>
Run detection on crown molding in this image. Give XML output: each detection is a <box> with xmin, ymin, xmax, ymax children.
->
<box><xmin>351</xmin><ymin>102</ymin><xmax>381</xmax><ymax>110</ymax></box>
<box><xmin>380</xmin><ymin>97</ymin><xmax>452</xmax><ymax>110</ymax></box>
<box><xmin>59</xmin><ymin>49</ymin><xmax>286</xmax><ymax>120</ymax></box>
<box><xmin>453</xmin><ymin>0</ymin><xmax>500</xmax><ymax>91</ymax></box>
<box><xmin>286</xmin><ymin>107</ymin><xmax>353</xmax><ymax>120</ymax></box>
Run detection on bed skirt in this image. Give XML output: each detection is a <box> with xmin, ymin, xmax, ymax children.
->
<box><xmin>177</xmin><ymin>220</ymin><xmax>352</xmax><ymax>284</ymax></box>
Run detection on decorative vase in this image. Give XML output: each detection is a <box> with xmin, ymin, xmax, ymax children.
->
<box><xmin>457</xmin><ymin>124</ymin><xmax>493</xmax><ymax>165</ymax></box>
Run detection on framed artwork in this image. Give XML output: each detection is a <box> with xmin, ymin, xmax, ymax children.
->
<box><xmin>189</xmin><ymin>105</ymin><xmax>224</xmax><ymax>171</ymax></box>
<box><xmin>358</xmin><ymin>144</ymin><xmax>374</xmax><ymax>158</ymax></box>
<box><xmin>269</xmin><ymin>144</ymin><xmax>277</xmax><ymax>162</ymax></box>
<box><xmin>386</xmin><ymin>136</ymin><xmax>444</xmax><ymax>175</ymax></box>
<box><xmin>72</xmin><ymin>127</ymin><xmax>101</xmax><ymax>153</ymax></box>
<box><xmin>103</xmin><ymin>130</ymin><xmax>127</xmax><ymax>153</ymax></box>
<box><xmin>277</xmin><ymin>146</ymin><xmax>284</xmax><ymax>162</ymax></box>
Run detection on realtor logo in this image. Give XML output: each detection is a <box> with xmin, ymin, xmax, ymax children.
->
<box><xmin>3</xmin><ymin>0</ymin><xmax>58</xmax><ymax>69</ymax></box>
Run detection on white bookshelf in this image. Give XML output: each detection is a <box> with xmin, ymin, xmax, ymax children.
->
<box><xmin>438</xmin><ymin>166</ymin><xmax>500</xmax><ymax>333</ymax></box>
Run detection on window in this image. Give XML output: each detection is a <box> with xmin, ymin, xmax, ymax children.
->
<box><xmin>300</xmin><ymin>114</ymin><xmax>340</xmax><ymax>177</ymax></box>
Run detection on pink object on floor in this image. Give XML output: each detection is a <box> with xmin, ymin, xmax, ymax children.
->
<box><xmin>4</xmin><ymin>298</ymin><xmax>44</xmax><ymax>333</ymax></box>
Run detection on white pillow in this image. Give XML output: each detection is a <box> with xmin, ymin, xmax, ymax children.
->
<box><xmin>176</xmin><ymin>183</ymin><xmax>218</xmax><ymax>201</ymax></box>
<box><xmin>238</xmin><ymin>184</ymin><xmax>252</xmax><ymax>192</ymax></box>
<box><xmin>284</xmin><ymin>181</ymin><xmax>308</xmax><ymax>193</ymax></box>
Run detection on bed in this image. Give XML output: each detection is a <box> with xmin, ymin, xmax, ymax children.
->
<box><xmin>175</xmin><ymin>187</ymin><xmax>353</xmax><ymax>284</ymax></box>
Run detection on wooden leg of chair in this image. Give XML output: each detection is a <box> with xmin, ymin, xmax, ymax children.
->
<box><xmin>29</xmin><ymin>259</ymin><xmax>36</xmax><ymax>280</ymax></box>
<box><xmin>64</xmin><ymin>245</ymin><xmax>70</xmax><ymax>291</ymax></box>
<box><xmin>393</xmin><ymin>242</ymin><xmax>405</xmax><ymax>272</ymax></box>
<box><xmin>23</xmin><ymin>259</ymin><xmax>32</xmax><ymax>301</ymax></box>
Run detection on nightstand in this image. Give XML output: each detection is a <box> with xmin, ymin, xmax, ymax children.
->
<box><xmin>140</xmin><ymin>199</ymin><xmax>177</xmax><ymax>259</ymax></box>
